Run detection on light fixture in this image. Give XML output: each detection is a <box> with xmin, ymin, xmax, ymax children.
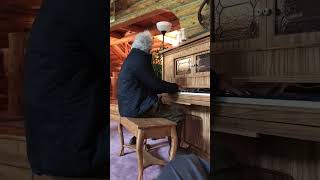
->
<box><xmin>156</xmin><ymin>21</ymin><xmax>172</xmax><ymax>49</ymax></box>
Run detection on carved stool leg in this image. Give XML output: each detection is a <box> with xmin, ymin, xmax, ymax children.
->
<box><xmin>136</xmin><ymin>129</ymin><xmax>145</xmax><ymax>180</ymax></box>
<box><xmin>143</xmin><ymin>139</ymin><xmax>147</xmax><ymax>150</ymax></box>
<box><xmin>169</xmin><ymin>126</ymin><xmax>178</xmax><ymax>160</ymax></box>
<box><xmin>144</xmin><ymin>139</ymin><xmax>152</xmax><ymax>151</ymax></box>
<box><xmin>118</xmin><ymin>123</ymin><xmax>125</xmax><ymax>156</ymax></box>
<box><xmin>167</xmin><ymin>136</ymin><xmax>171</xmax><ymax>156</ymax></box>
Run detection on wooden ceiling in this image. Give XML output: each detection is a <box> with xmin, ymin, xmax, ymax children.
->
<box><xmin>111</xmin><ymin>10</ymin><xmax>180</xmax><ymax>42</ymax></box>
<box><xmin>0</xmin><ymin>0</ymin><xmax>41</xmax><ymax>48</ymax></box>
<box><xmin>110</xmin><ymin>9</ymin><xmax>180</xmax><ymax>73</ymax></box>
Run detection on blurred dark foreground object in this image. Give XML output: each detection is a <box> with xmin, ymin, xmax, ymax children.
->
<box><xmin>156</xmin><ymin>146</ymin><xmax>294</xmax><ymax>180</ymax></box>
<box><xmin>156</xmin><ymin>154</ymin><xmax>210</xmax><ymax>180</ymax></box>
<box><xmin>212</xmin><ymin>144</ymin><xmax>294</xmax><ymax>180</ymax></box>
<box><xmin>24</xmin><ymin>0</ymin><xmax>108</xmax><ymax>178</ymax></box>
<box><xmin>33</xmin><ymin>175</ymin><xmax>107</xmax><ymax>180</ymax></box>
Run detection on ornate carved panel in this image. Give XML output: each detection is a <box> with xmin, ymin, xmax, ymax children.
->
<box><xmin>196</xmin><ymin>53</ymin><xmax>210</xmax><ymax>73</ymax></box>
<box><xmin>214</xmin><ymin>0</ymin><xmax>261</xmax><ymax>41</ymax></box>
<box><xmin>175</xmin><ymin>57</ymin><xmax>192</xmax><ymax>76</ymax></box>
<box><xmin>275</xmin><ymin>0</ymin><xmax>320</xmax><ymax>35</ymax></box>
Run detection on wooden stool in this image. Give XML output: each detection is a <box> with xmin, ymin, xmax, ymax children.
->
<box><xmin>118</xmin><ymin>117</ymin><xmax>178</xmax><ymax>180</ymax></box>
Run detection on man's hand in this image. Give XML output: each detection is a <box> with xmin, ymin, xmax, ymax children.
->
<box><xmin>176</xmin><ymin>83</ymin><xmax>183</xmax><ymax>89</ymax></box>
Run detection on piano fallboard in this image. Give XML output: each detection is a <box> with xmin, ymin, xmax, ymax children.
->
<box><xmin>161</xmin><ymin>92</ymin><xmax>210</xmax><ymax>107</ymax></box>
<box><xmin>214</xmin><ymin>97</ymin><xmax>320</xmax><ymax>142</ymax></box>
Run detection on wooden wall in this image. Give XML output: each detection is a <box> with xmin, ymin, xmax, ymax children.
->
<box><xmin>214</xmin><ymin>133</ymin><xmax>320</xmax><ymax>180</ymax></box>
<box><xmin>111</xmin><ymin>0</ymin><xmax>209</xmax><ymax>39</ymax></box>
<box><xmin>0</xmin><ymin>0</ymin><xmax>41</xmax><ymax>48</ymax></box>
<box><xmin>0</xmin><ymin>1</ymin><xmax>40</xmax><ymax>116</ymax></box>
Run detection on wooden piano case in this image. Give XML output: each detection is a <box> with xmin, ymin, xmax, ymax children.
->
<box><xmin>212</xmin><ymin>0</ymin><xmax>320</xmax><ymax>179</ymax></box>
<box><xmin>162</xmin><ymin>32</ymin><xmax>210</xmax><ymax>88</ymax></box>
<box><xmin>161</xmin><ymin>33</ymin><xmax>210</xmax><ymax>159</ymax></box>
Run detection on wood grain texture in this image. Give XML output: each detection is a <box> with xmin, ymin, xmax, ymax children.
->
<box><xmin>111</xmin><ymin>0</ymin><xmax>209</xmax><ymax>38</ymax></box>
<box><xmin>7</xmin><ymin>32</ymin><xmax>26</xmax><ymax>116</ymax></box>
<box><xmin>118</xmin><ymin>116</ymin><xmax>177</xmax><ymax>180</ymax></box>
<box><xmin>213</xmin><ymin>47</ymin><xmax>320</xmax><ymax>83</ymax></box>
<box><xmin>212</xmin><ymin>1</ymin><xmax>320</xmax><ymax>179</ymax></box>
<box><xmin>162</xmin><ymin>33</ymin><xmax>211</xmax><ymax>159</ymax></box>
<box><xmin>2</xmin><ymin>49</ymin><xmax>9</xmax><ymax>78</ymax></box>
<box><xmin>163</xmin><ymin>34</ymin><xmax>210</xmax><ymax>88</ymax></box>
<box><xmin>213</xmin><ymin>133</ymin><xmax>320</xmax><ymax>180</ymax></box>
<box><xmin>161</xmin><ymin>93</ymin><xmax>210</xmax><ymax>106</ymax></box>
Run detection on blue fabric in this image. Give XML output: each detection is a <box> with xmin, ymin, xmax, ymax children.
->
<box><xmin>157</xmin><ymin>154</ymin><xmax>210</xmax><ymax>180</ymax></box>
<box><xmin>117</xmin><ymin>48</ymin><xmax>179</xmax><ymax>117</ymax></box>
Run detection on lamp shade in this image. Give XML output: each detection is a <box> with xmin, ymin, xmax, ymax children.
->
<box><xmin>156</xmin><ymin>21</ymin><xmax>172</xmax><ymax>34</ymax></box>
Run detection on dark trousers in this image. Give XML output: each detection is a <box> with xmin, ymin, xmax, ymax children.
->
<box><xmin>142</xmin><ymin>97</ymin><xmax>185</xmax><ymax>123</ymax></box>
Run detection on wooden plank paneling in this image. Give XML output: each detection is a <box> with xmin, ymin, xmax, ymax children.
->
<box><xmin>213</xmin><ymin>133</ymin><xmax>320</xmax><ymax>180</ymax></box>
<box><xmin>111</xmin><ymin>0</ymin><xmax>209</xmax><ymax>38</ymax></box>
<box><xmin>163</xmin><ymin>34</ymin><xmax>210</xmax><ymax>87</ymax></box>
<box><xmin>7</xmin><ymin>32</ymin><xmax>27</xmax><ymax>116</ymax></box>
<box><xmin>213</xmin><ymin>46</ymin><xmax>320</xmax><ymax>83</ymax></box>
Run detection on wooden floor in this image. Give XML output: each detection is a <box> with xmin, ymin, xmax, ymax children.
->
<box><xmin>0</xmin><ymin>118</ymin><xmax>28</xmax><ymax>180</ymax></box>
<box><xmin>0</xmin><ymin>117</ymin><xmax>24</xmax><ymax>136</ymax></box>
<box><xmin>0</xmin><ymin>119</ymin><xmax>108</xmax><ymax>179</ymax></box>
<box><xmin>0</xmin><ymin>98</ymin><xmax>113</xmax><ymax>179</ymax></box>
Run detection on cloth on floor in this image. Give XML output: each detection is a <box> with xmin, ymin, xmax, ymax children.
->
<box><xmin>156</xmin><ymin>154</ymin><xmax>210</xmax><ymax>180</ymax></box>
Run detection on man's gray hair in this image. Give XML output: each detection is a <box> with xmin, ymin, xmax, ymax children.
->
<box><xmin>131</xmin><ymin>31</ymin><xmax>153</xmax><ymax>53</ymax></box>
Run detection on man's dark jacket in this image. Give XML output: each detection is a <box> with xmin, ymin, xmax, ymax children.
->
<box><xmin>117</xmin><ymin>48</ymin><xmax>179</xmax><ymax>117</ymax></box>
<box><xmin>24</xmin><ymin>0</ymin><xmax>108</xmax><ymax>178</ymax></box>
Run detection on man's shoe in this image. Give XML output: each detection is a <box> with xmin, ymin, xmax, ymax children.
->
<box><xmin>129</xmin><ymin>136</ymin><xmax>136</xmax><ymax>145</ymax></box>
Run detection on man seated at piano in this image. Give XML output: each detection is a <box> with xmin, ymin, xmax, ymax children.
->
<box><xmin>117</xmin><ymin>30</ymin><xmax>185</xmax><ymax>147</ymax></box>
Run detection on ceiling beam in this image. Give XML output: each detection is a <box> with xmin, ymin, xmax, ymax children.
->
<box><xmin>0</xmin><ymin>0</ymin><xmax>42</xmax><ymax>7</ymax></box>
<box><xmin>110</xmin><ymin>19</ymin><xmax>180</xmax><ymax>46</ymax></box>
<box><xmin>110</xmin><ymin>32</ymin><xmax>124</xmax><ymax>39</ymax></box>
<box><xmin>111</xmin><ymin>9</ymin><xmax>172</xmax><ymax>31</ymax></box>
<box><xmin>110</xmin><ymin>47</ymin><xmax>122</xmax><ymax>60</ymax></box>
<box><xmin>126</xmin><ymin>24</ymin><xmax>144</xmax><ymax>32</ymax></box>
<box><xmin>111</xmin><ymin>45</ymin><xmax>126</xmax><ymax>59</ymax></box>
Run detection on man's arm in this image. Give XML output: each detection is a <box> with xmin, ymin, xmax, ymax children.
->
<box><xmin>134</xmin><ymin>60</ymin><xmax>179</xmax><ymax>93</ymax></box>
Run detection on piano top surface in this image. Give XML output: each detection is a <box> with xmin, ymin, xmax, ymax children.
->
<box><xmin>216</xmin><ymin>96</ymin><xmax>320</xmax><ymax>109</ymax></box>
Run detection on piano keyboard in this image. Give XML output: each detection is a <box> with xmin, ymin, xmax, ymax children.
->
<box><xmin>179</xmin><ymin>92</ymin><xmax>210</xmax><ymax>96</ymax></box>
<box><xmin>162</xmin><ymin>88</ymin><xmax>210</xmax><ymax>106</ymax></box>
<box><xmin>178</xmin><ymin>88</ymin><xmax>210</xmax><ymax>93</ymax></box>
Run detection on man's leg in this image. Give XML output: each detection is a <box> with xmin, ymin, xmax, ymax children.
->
<box><xmin>144</xmin><ymin>99</ymin><xmax>187</xmax><ymax>151</ymax></box>
<box><xmin>129</xmin><ymin>98</ymin><xmax>186</xmax><ymax>145</ymax></box>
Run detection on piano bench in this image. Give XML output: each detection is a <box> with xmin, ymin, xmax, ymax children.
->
<box><xmin>118</xmin><ymin>117</ymin><xmax>177</xmax><ymax>180</ymax></box>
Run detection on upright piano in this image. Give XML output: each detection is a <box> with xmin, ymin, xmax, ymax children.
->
<box><xmin>161</xmin><ymin>33</ymin><xmax>210</xmax><ymax>159</ymax></box>
<box><xmin>212</xmin><ymin>0</ymin><xmax>320</xmax><ymax>179</ymax></box>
